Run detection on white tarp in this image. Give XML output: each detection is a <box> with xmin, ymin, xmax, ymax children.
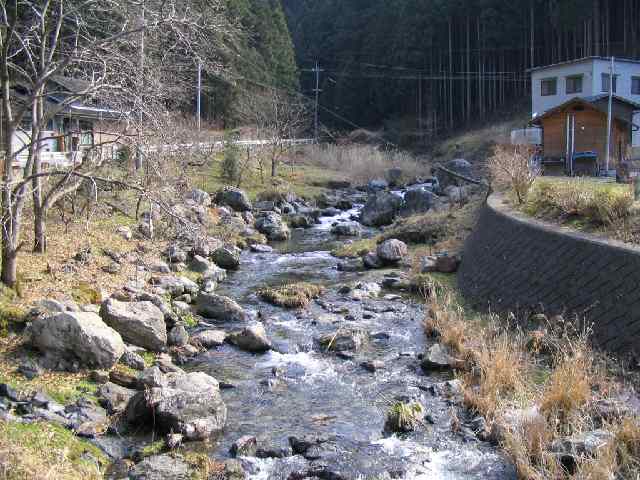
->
<box><xmin>510</xmin><ymin>127</ymin><xmax>542</xmax><ymax>146</ymax></box>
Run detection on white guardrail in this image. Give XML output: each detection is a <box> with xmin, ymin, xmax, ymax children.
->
<box><xmin>145</xmin><ymin>138</ymin><xmax>314</xmax><ymax>154</ymax></box>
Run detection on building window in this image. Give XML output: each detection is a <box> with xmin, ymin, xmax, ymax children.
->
<box><xmin>541</xmin><ymin>77</ymin><xmax>557</xmax><ymax>96</ymax></box>
<box><xmin>633</xmin><ymin>77</ymin><xmax>640</xmax><ymax>95</ymax></box>
<box><xmin>566</xmin><ymin>75</ymin><xmax>583</xmax><ymax>94</ymax></box>
<box><xmin>602</xmin><ymin>73</ymin><xmax>618</xmax><ymax>93</ymax></box>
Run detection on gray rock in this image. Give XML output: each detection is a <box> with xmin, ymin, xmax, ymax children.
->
<box><xmin>331</xmin><ymin>222</ymin><xmax>361</xmax><ymax>237</ymax></box>
<box><xmin>289</xmin><ymin>214</ymin><xmax>312</xmax><ymax>229</ymax></box>
<box><xmin>254</xmin><ymin>201</ymin><xmax>277</xmax><ymax>212</ymax></box>
<box><xmin>230</xmin><ymin>435</ymin><xmax>258</xmax><ymax>457</ymax></box>
<box><xmin>421</xmin><ymin>344</ymin><xmax>460</xmax><ymax>371</ymax></box>
<box><xmin>400</xmin><ymin>188</ymin><xmax>433</xmax><ymax>216</ymax></box>
<box><xmin>376</xmin><ymin>239</ymin><xmax>408</xmax><ymax>264</ymax></box>
<box><xmin>250</xmin><ymin>244</ymin><xmax>273</xmax><ymax>253</ymax></box>
<box><xmin>201</xmin><ymin>265</ymin><xmax>227</xmax><ymax>293</ymax></box>
<box><xmin>100</xmin><ymin>299</ymin><xmax>167</xmax><ymax>352</ymax></box>
<box><xmin>362</xmin><ymin>252</ymin><xmax>382</xmax><ymax>269</ymax></box>
<box><xmin>172</xmin><ymin>301</ymin><xmax>191</xmax><ymax>315</ymax></box>
<box><xmin>116</xmin><ymin>226</ymin><xmax>133</xmax><ymax>240</ymax></box>
<box><xmin>255</xmin><ymin>212</ymin><xmax>289</xmax><ymax>241</ymax></box>
<box><xmin>228</xmin><ymin>323</ymin><xmax>271</xmax><ymax>353</ymax></box>
<box><xmin>360</xmin><ymin>192</ymin><xmax>402</xmax><ymax>227</ymax></box>
<box><xmin>195</xmin><ymin>293</ymin><xmax>246</xmax><ymax>322</ymax></box>
<box><xmin>187</xmin><ymin>188</ymin><xmax>211</xmax><ymax>207</ymax></box>
<box><xmin>318</xmin><ymin>329</ymin><xmax>368</xmax><ymax>352</ymax></box>
<box><xmin>190</xmin><ymin>330</ymin><xmax>227</xmax><ymax>349</ymax></box>
<box><xmin>212</xmin><ymin>246</ymin><xmax>241</xmax><ymax>270</ymax></box>
<box><xmin>190</xmin><ymin>255</ymin><xmax>212</xmax><ymax>273</ymax></box>
<box><xmin>120</xmin><ymin>350</ymin><xmax>146</xmax><ymax>371</ymax></box>
<box><xmin>129</xmin><ymin>454</ymin><xmax>191</xmax><ymax>480</ymax></box>
<box><xmin>148</xmin><ymin>261</ymin><xmax>171</xmax><ymax>274</ymax></box>
<box><xmin>242</xmin><ymin>211</ymin><xmax>255</xmax><ymax>224</ymax></box>
<box><xmin>27</xmin><ymin>312</ymin><xmax>124</xmax><ymax>370</ymax></box>
<box><xmin>97</xmin><ymin>382</ymin><xmax>136</xmax><ymax>414</ymax></box>
<box><xmin>125</xmin><ymin>371</ymin><xmax>227</xmax><ymax>441</ymax></box>
<box><xmin>367</xmin><ymin>179</ymin><xmax>389</xmax><ymax>192</ymax></box>
<box><xmin>551</xmin><ymin>429</ymin><xmax>613</xmax><ymax>460</ymax></box>
<box><xmin>216</xmin><ymin>187</ymin><xmax>252</xmax><ymax>212</ymax></box>
<box><xmin>361</xmin><ymin>360</ymin><xmax>384</xmax><ymax>372</ymax></box>
<box><xmin>165</xmin><ymin>245</ymin><xmax>187</xmax><ymax>264</ymax></box>
<box><xmin>436</xmin><ymin>158</ymin><xmax>473</xmax><ymax>188</ymax></box>
<box><xmin>168</xmin><ymin>325</ymin><xmax>189</xmax><ymax>347</ymax></box>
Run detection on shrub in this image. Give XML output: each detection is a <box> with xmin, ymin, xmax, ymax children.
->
<box><xmin>487</xmin><ymin>144</ymin><xmax>538</xmax><ymax>204</ymax></box>
<box><xmin>384</xmin><ymin>401</ymin><xmax>424</xmax><ymax>433</ymax></box>
<box><xmin>221</xmin><ymin>131</ymin><xmax>241</xmax><ymax>184</ymax></box>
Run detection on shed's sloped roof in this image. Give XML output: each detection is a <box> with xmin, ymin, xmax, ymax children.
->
<box><xmin>531</xmin><ymin>95</ymin><xmax>640</xmax><ymax>124</ymax></box>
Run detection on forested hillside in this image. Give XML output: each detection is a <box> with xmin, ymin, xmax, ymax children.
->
<box><xmin>204</xmin><ymin>0</ymin><xmax>298</xmax><ymax>124</ymax></box>
<box><xmin>283</xmin><ymin>0</ymin><xmax>640</xmax><ymax>141</ymax></box>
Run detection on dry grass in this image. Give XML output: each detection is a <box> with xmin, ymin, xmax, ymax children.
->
<box><xmin>422</xmin><ymin>281</ymin><xmax>640</xmax><ymax>480</ymax></box>
<box><xmin>0</xmin><ymin>421</ymin><xmax>107</xmax><ymax>480</ymax></box>
<box><xmin>380</xmin><ymin>197</ymin><xmax>481</xmax><ymax>252</ymax></box>
<box><xmin>305</xmin><ymin>143</ymin><xmax>428</xmax><ymax>184</ymax></box>
<box><xmin>423</xmin><ymin>288</ymin><xmax>469</xmax><ymax>355</ymax></box>
<box><xmin>331</xmin><ymin>238</ymin><xmax>378</xmax><ymax>259</ymax></box>
<box><xmin>524</xmin><ymin>178</ymin><xmax>634</xmax><ymax>228</ymax></box>
<box><xmin>463</xmin><ymin>331</ymin><xmax>530</xmax><ymax>420</ymax></box>
<box><xmin>540</xmin><ymin>344</ymin><xmax>593</xmax><ymax>427</ymax></box>
<box><xmin>257</xmin><ymin>282</ymin><xmax>325</xmax><ymax>309</ymax></box>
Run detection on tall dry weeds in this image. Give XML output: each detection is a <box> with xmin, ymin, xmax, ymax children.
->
<box><xmin>487</xmin><ymin>144</ymin><xmax>538</xmax><ymax>204</ymax></box>
<box><xmin>304</xmin><ymin>143</ymin><xmax>428</xmax><ymax>184</ymax></box>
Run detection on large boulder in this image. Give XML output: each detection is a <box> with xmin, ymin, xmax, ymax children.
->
<box><xmin>215</xmin><ymin>187</ymin><xmax>252</xmax><ymax>212</ymax></box>
<box><xmin>360</xmin><ymin>192</ymin><xmax>402</xmax><ymax>227</ymax></box>
<box><xmin>376</xmin><ymin>239</ymin><xmax>408</xmax><ymax>264</ymax></box>
<box><xmin>331</xmin><ymin>222</ymin><xmax>361</xmax><ymax>237</ymax></box>
<box><xmin>400</xmin><ymin>188</ymin><xmax>433</xmax><ymax>216</ymax></box>
<box><xmin>255</xmin><ymin>212</ymin><xmax>289</xmax><ymax>241</ymax></box>
<box><xmin>27</xmin><ymin>312</ymin><xmax>125</xmax><ymax>370</ymax></box>
<box><xmin>367</xmin><ymin>179</ymin><xmax>389</xmax><ymax>192</ymax></box>
<box><xmin>228</xmin><ymin>323</ymin><xmax>272</xmax><ymax>353</ymax></box>
<box><xmin>190</xmin><ymin>329</ymin><xmax>227</xmax><ymax>349</ymax></box>
<box><xmin>125</xmin><ymin>371</ymin><xmax>227</xmax><ymax>441</ymax></box>
<box><xmin>435</xmin><ymin>158</ymin><xmax>473</xmax><ymax>189</ymax></box>
<box><xmin>100</xmin><ymin>299</ymin><xmax>167</xmax><ymax>352</ymax></box>
<box><xmin>421</xmin><ymin>344</ymin><xmax>461</xmax><ymax>371</ymax></box>
<box><xmin>211</xmin><ymin>246</ymin><xmax>241</xmax><ymax>270</ymax></box>
<box><xmin>129</xmin><ymin>454</ymin><xmax>191</xmax><ymax>480</ymax></box>
<box><xmin>195</xmin><ymin>293</ymin><xmax>246</xmax><ymax>322</ymax></box>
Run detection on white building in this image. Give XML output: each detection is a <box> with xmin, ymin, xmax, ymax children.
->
<box><xmin>530</xmin><ymin>57</ymin><xmax>640</xmax><ymax>119</ymax></box>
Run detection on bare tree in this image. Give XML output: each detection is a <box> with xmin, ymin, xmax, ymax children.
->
<box><xmin>0</xmin><ymin>0</ymin><xmax>236</xmax><ymax>286</ymax></box>
<box><xmin>236</xmin><ymin>88</ymin><xmax>310</xmax><ymax>178</ymax></box>
<box><xmin>487</xmin><ymin>144</ymin><xmax>538</xmax><ymax>205</ymax></box>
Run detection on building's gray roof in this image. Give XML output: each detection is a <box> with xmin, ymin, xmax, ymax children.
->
<box><xmin>528</xmin><ymin>56</ymin><xmax>640</xmax><ymax>73</ymax></box>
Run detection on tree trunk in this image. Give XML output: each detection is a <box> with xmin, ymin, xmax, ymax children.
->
<box><xmin>33</xmin><ymin>205</ymin><xmax>47</xmax><ymax>253</ymax></box>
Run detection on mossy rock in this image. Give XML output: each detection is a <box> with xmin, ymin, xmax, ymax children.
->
<box><xmin>257</xmin><ymin>283</ymin><xmax>325</xmax><ymax>309</ymax></box>
<box><xmin>384</xmin><ymin>401</ymin><xmax>424</xmax><ymax>433</ymax></box>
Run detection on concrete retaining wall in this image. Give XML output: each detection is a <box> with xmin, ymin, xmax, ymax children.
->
<box><xmin>458</xmin><ymin>194</ymin><xmax>640</xmax><ymax>353</ymax></box>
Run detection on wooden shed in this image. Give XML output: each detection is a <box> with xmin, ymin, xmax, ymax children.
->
<box><xmin>531</xmin><ymin>95</ymin><xmax>639</xmax><ymax>175</ymax></box>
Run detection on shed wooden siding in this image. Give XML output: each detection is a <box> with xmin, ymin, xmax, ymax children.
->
<box><xmin>540</xmin><ymin>108</ymin><xmax>630</xmax><ymax>167</ymax></box>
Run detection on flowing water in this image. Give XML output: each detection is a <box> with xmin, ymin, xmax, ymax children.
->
<box><xmin>186</xmin><ymin>200</ymin><xmax>516</xmax><ymax>480</ymax></box>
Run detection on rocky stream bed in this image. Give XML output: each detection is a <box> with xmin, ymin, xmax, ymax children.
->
<box><xmin>2</xmin><ymin>161</ymin><xmax>520</xmax><ymax>479</ymax></box>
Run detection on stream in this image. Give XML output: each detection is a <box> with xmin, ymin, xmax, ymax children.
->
<box><xmin>186</xmin><ymin>199</ymin><xmax>517</xmax><ymax>479</ymax></box>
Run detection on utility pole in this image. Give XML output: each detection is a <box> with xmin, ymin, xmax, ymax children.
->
<box><xmin>605</xmin><ymin>56</ymin><xmax>614</xmax><ymax>174</ymax></box>
<box><xmin>196</xmin><ymin>61</ymin><xmax>202</xmax><ymax>132</ymax></box>
<box><xmin>312</xmin><ymin>61</ymin><xmax>323</xmax><ymax>143</ymax></box>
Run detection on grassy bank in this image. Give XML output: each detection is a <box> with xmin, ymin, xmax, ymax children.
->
<box><xmin>422</xmin><ymin>282</ymin><xmax>640</xmax><ymax>479</ymax></box>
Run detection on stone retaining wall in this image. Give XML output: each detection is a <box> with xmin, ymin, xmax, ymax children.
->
<box><xmin>458</xmin><ymin>193</ymin><xmax>640</xmax><ymax>354</ymax></box>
